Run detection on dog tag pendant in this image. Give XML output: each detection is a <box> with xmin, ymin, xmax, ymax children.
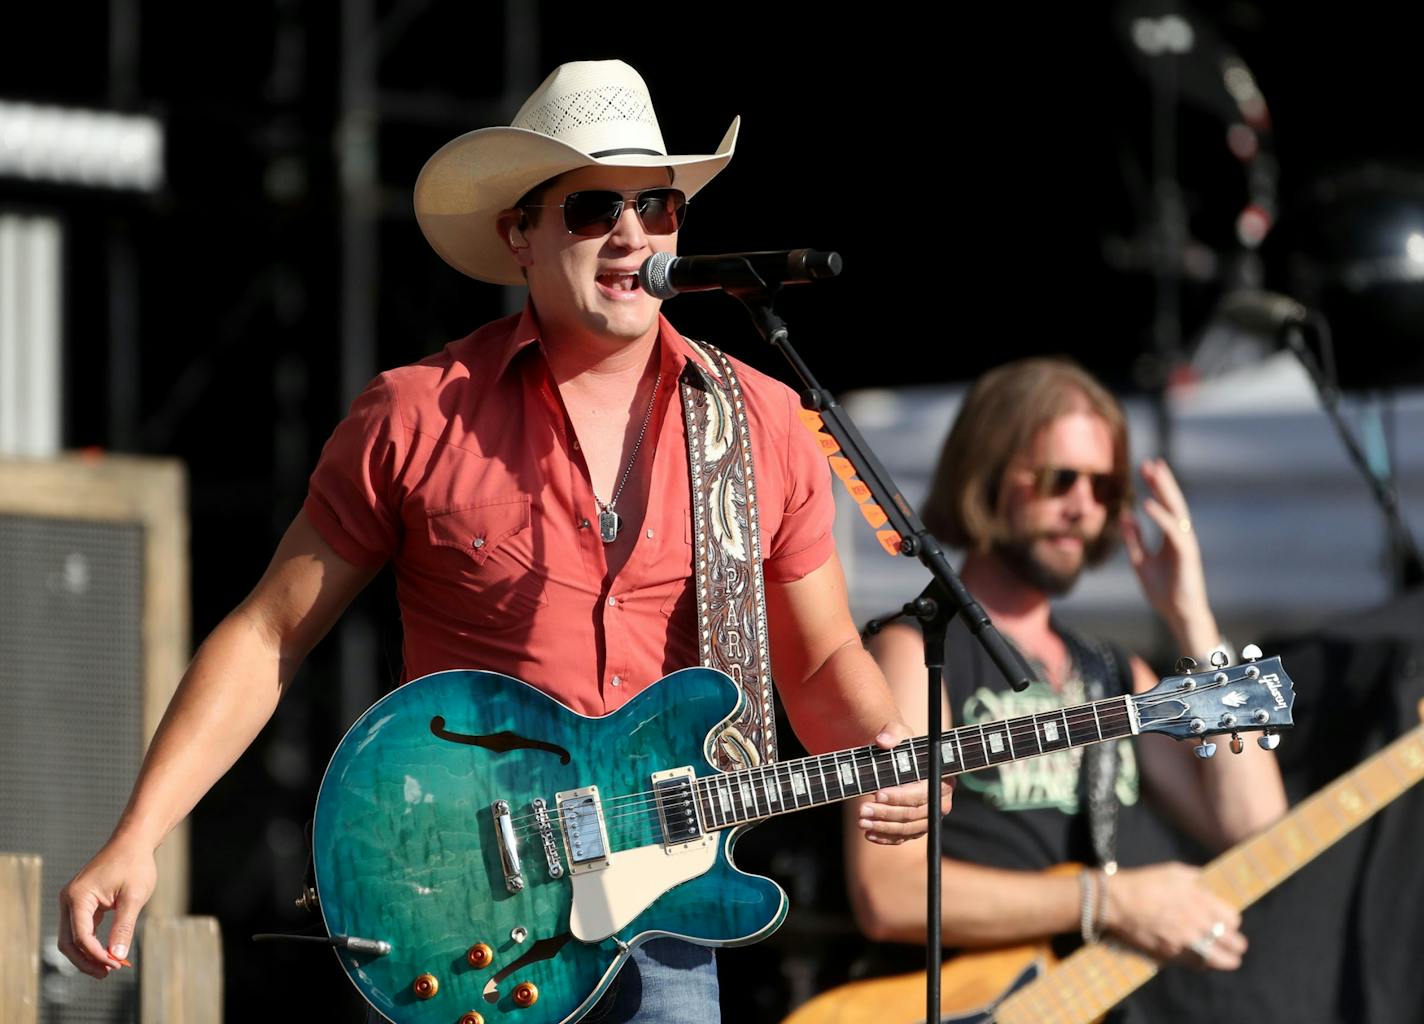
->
<box><xmin>599</xmin><ymin>508</ymin><xmax>621</xmax><ymax>544</ymax></box>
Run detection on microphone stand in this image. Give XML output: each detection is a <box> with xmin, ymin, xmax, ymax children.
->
<box><xmin>1283</xmin><ymin>313</ymin><xmax>1424</xmax><ymax>590</ymax></box>
<box><xmin>721</xmin><ymin>274</ymin><xmax>1033</xmax><ymax>1024</ymax></box>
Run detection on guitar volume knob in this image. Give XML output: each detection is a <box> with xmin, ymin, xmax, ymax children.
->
<box><xmin>466</xmin><ymin>943</ymin><xmax>494</xmax><ymax>969</ymax></box>
<box><xmin>513</xmin><ymin>981</ymin><xmax>539</xmax><ymax>1008</ymax></box>
<box><xmin>412</xmin><ymin>973</ymin><xmax>439</xmax><ymax>1000</ymax></box>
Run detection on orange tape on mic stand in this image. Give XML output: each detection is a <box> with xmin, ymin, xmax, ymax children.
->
<box><xmin>797</xmin><ymin>408</ymin><xmax>903</xmax><ymax>557</ymax></box>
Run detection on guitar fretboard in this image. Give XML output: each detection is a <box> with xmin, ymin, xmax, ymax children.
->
<box><xmin>992</xmin><ymin>721</ymin><xmax>1424</xmax><ymax>1024</ymax></box>
<box><xmin>693</xmin><ymin>695</ymin><xmax>1135</xmax><ymax>830</ymax></box>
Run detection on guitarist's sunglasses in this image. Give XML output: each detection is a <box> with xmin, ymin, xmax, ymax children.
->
<box><xmin>1030</xmin><ymin>466</ymin><xmax>1125</xmax><ymax>508</ymax></box>
<box><xmin>521</xmin><ymin>187</ymin><xmax>688</xmax><ymax>237</ymax></box>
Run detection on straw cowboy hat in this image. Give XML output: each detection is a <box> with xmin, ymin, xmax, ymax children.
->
<box><xmin>414</xmin><ymin>59</ymin><xmax>739</xmax><ymax>285</ymax></box>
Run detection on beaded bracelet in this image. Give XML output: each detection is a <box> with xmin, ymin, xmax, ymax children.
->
<box><xmin>1079</xmin><ymin>868</ymin><xmax>1100</xmax><ymax>943</ymax></box>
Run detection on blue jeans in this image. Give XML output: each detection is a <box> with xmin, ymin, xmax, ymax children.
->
<box><xmin>361</xmin><ymin>938</ymin><xmax>719</xmax><ymax>1023</ymax></box>
<box><xmin>598</xmin><ymin>938</ymin><xmax>720</xmax><ymax>1024</ymax></box>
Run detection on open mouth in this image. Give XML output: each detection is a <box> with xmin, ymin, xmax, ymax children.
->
<box><xmin>596</xmin><ymin>271</ymin><xmax>641</xmax><ymax>293</ymax></box>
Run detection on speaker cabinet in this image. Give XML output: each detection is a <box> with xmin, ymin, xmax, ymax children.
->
<box><xmin>0</xmin><ymin>455</ymin><xmax>189</xmax><ymax>1022</ymax></box>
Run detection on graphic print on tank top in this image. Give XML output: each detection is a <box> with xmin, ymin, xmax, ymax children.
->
<box><xmin>956</xmin><ymin>671</ymin><xmax>1141</xmax><ymax>814</ymax></box>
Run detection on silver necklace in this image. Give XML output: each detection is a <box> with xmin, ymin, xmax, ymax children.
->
<box><xmin>591</xmin><ymin>369</ymin><xmax>661</xmax><ymax>544</ymax></box>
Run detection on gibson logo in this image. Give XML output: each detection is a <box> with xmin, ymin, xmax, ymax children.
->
<box><xmin>1262</xmin><ymin>672</ymin><xmax>1288</xmax><ymax>709</ymax></box>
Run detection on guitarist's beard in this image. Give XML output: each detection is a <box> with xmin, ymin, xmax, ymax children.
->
<box><xmin>992</xmin><ymin>531</ymin><xmax>1092</xmax><ymax>597</ymax></box>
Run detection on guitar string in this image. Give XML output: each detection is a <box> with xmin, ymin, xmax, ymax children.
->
<box><xmin>507</xmin><ymin>706</ymin><xmax>1138</xmax><ymax>834</ymax></box>
<box><xmin>503</xmin><ymin>679</ymin><xmax>1260</xmax><ymax>837</ymax></box>
<box><xmin>506</xmin><ymin>700</ymin><xmax>1150</xmax><ymax>837</ymax></box>
<box><xmin>502</xmin><ymin>685</ymin><xmax>1231</xmax><ymax>833</ymax></box>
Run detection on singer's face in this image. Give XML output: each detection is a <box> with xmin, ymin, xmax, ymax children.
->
<box><xmin>517</xmin><ymin>165</ymin><xmax>677</xmax><ymax>348</ymax></box>
<box><xmin>993</xmin><ymin>411</ymin><xmax>1115</xmax><ymax>596</ymax></box>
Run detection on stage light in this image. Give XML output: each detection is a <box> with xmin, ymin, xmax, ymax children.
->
<box><xmin>0</xmin><ymin>101</ymin><xmax>163</xmax><ymax>192</ymax></box>
<box><xmin>1406</xmin><ymin>232</ymin><xmax>1424</xmax><ymax>266</ymax></box>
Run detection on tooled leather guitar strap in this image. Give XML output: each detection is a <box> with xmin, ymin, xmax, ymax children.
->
<box><xmin>679</xmin><ymin>338</ymin><xmax>777</xmax><ymax>772</ymax></box>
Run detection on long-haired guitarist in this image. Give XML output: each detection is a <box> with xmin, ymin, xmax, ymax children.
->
<box><xmin>844</xmin><ymin>359</ymin><xmax>1287</xmax><ymax>1014</ymax></box>
<box><xmin>58</xmin><ymin>60</ymin><xmax>949</xmax><ymax>1023</ymax></box>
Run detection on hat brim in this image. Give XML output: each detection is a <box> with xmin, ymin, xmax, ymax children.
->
<box><xmin>414</xmin><ymin>117</ymin><xmax>739</xmax><ymax>285</ymax></box>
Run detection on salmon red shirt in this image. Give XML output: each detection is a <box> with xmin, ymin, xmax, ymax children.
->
<box><xmin>303</xmin><ymin>305</ymin><xmax>835</xmax><ymax>715</ymax></box>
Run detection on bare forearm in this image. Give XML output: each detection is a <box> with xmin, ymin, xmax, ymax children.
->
<box><xmin>1197</xmin><ymin>742</ymin><xmax>1287</xmax><ymax>842</ymax></box>
<box><xmin>850</xmin><ymin>843</ymin><xmax>1078</xmax><ymax>947</ymax></box>
<box><xmin>1161</xmin><ymin>603</ymin><xmax>1221</xmax><ymax>669</ymax></box>
<box><xmin>781</xmin><ymin>642</ymin><xmax>904</xmax><ymax>754</ymax></box>
<box><xmin>111</xmin><ymin>608</ymin><xmax>291</xmax><ymax>851</ymax></box>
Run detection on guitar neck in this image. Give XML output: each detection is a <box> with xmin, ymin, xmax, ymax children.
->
<box><xmin>1203</xmin><ymin>720</ymin><xmax>1424</xmax><ymax>910</ymax></box>
<box><xmin>993</xmin><ymin>721</ymin><xmax>1424</xmax><ymax>1024</ymax></box>
<box><xmin>695</xmin><ymin>694</ymin><xmax>1137</xmax><ymax>830</ymax></box>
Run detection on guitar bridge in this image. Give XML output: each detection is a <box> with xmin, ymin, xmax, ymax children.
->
<box><xmin>555</xmin><ymin>786</ymin><xmax>610</xmax><ymax>875</ymax></box>
<box><xmin>532</xmin><ymin>798</ymin><xmax>564</xmax><ymax>878</ymax></box>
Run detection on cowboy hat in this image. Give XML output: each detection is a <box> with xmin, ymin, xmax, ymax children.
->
<box><xmin>414</xmin><ymin>59</ymin><xmax>739</xmax><ymax>285</ymax></box>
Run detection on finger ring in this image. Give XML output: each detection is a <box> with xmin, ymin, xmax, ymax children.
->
<box><xmin>1178</xmin><ymin>518</ymin><xmax>1193</xmax><ymax>534</ymax></box>
<box><xmin>1189</xmin><ymin>920</ymin><xmax>1226</xmax><ymax>956</ymax></box>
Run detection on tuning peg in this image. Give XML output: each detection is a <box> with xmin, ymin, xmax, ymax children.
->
<box><xmin>1210</xmin><ymin>650</ymin><xmax>1229</xmax><ymax>669</ymax></box>
<box><xmin>1176</xmin><ymin>656</ymin><xmax>1199</xmax><ymax>674</ymax></box>
<box><xmin>1258</xmin><ymin>731</ymin><xmax>1281</xmax><ymax>751</ymax></box>
<box><xmin>1242</xmin><ymin>643</ymin><xmax>1263</xmax><ymax>662</ymax></box>
<box><xmin>1230</xmin><ymin>733</ymin><xmax>1245</xmax><ymax>755</ymax></box>
<box><xmin>1194</xmin><ymin>741</ymin><xmax>1218</xmax><ymax>759</ymax></box>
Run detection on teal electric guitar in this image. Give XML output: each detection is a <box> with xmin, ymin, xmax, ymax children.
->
<box><xmin>311</xmin><ymin>655</ymin><xmax>1295</xmax><ymax>1024</ymax></box>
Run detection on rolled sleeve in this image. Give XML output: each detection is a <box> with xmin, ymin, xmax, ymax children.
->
<box><xmin>302</xmin><ymin>376</ymin><xmax>406</xmax><ymax>568</ymax></box>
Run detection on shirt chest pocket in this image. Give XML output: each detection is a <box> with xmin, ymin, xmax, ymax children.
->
<box><xmin>424</xmin><ymin>497</ymin><xmax>549</xmax><ymax>621</ymax></box>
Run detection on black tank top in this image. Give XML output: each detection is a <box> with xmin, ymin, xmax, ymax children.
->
<box><xmin>938</xmin><ymin>614</ymin><xmax>1179</xmax><ymax>873</ymax></box>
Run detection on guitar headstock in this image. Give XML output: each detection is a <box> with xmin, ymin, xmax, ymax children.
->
<box><xmin>1132</xmin><ymin>652</ymin><xmax>1295</xmax><ymax>754</ymax></box>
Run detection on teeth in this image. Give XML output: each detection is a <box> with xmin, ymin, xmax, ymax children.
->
<box><xmin>599</xmin><ymin>272</ymin><xmax>638</xmax><ymax>291</ymax></box>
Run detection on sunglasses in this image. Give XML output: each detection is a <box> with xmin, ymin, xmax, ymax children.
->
<box><xmin>522</xmin><ymin>187</ymin><xmax>689</xmax><ymax>238</ymax></box>
<box><xmin>1030</xmin><ymin>466</ymin><xmax>1125</xmax><ymax>507</ymax></box>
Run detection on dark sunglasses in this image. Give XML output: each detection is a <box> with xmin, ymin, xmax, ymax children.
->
<box><xmin>1031</xmin><ymin>466</ymin><xmax>1125</xmax><ymax>507</ymax></box>
<box><xmin>522</xmin><ymin>187</ymin><xmax>688</xmax><ymax>238</ymax></box>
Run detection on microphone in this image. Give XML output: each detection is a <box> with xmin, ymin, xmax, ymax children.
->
<box><xmin>638</xmin><ymin>249</ymin><xmax>842</xmax><ymax>299</ymax></box>
<box><xmin>1216</xmin><ymin>289</ymin><xmax>1310</xmax><ymax>335</ymax></box>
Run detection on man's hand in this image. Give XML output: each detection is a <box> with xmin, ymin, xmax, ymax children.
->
<box><xmin>57</xmin><ymin>836</ymin><xmax>157</xmax><ymax>977</ymax></box>
<box><xmin>1103</xmin><ymin>861</ymin><xmax>1246</xmax><ymax>971</ymax></box>
<box><xmin>1121</xmin><ymin>458</ymin><xmax>1216</xmax><ymax>646</ymax></box>
<box><xmin>853</xmin><ymin>723</ymin><xmax>954</xmax><ymax>844</ymax></box>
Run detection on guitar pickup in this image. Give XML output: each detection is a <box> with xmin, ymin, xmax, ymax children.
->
<box><xmin>555</xmin><ymin>786</ymin><xmax>610</xmax><ymax>875</ymax></box>
<box><xmin>651</xmin><ymin>767</ymin><xmax>709</xmax><ymax>850</ymax></box>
